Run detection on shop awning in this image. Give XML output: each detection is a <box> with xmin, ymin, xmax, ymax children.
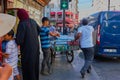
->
<box><xmin>57</xmin><ymin>12</ymin><xmax>62</xmax><ymax>15</ymax></box>
<box><xmin>50</xmin><ymin>12</ymin><xmax>56</xmax><ymax>15</ymax></box>
<box><xmin>57</xmin><ymin>11</ymin><xmax>74</xmax><ymax>15</ymax></box>
<box><xmin>57</xmin><ymin>19</ymin><xmax>74</xmax><ymax>28</ymax></box>
<box><xmin>35</xmin><ymin>0</ymin><xmax>50</xmax><ymax>6</ymax></box>
<box><xmin>57</xmin><ymin>18</ymin><xmax>73</xmax><ymax>24</ymax></box>
<box><xmin>57</xmin><ymin>23</ymin><xmax>74</xmax><ymax>28</ymax></box>
<box><xmin>65</xmin><ymin>11</ymin><xmax>73</xmax><ymax>15</ymax></box>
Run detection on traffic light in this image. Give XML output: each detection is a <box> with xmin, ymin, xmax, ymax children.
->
<box><xmin>60</xmin><ymin>0</ymin><xmax>69</xmax><ymax>10</ymax></box>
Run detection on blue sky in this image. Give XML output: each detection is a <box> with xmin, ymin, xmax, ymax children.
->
<box><xmin>78</xmin><ymin>0</ymin><xmax>92</xmax><ymax>9</ymax></box>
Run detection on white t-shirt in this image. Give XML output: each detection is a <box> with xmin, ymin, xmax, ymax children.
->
<box><xmin>5</xmin><ymin>40</ymin><xmax>18</xmax><ymax>68</ymax></box>
<box><xmin>78</xmin><ymin>25</ymin><xmax>94</xmax><ymax>48</ymax></box>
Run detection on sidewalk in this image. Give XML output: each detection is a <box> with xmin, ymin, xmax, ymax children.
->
<box><xmin>72</xmin><ymin>50</ymin><xmax>100</xmax><ymax>80</ymax></box>
<box><xmin>39</xmin><ymin>51</ymin><xmax>100</xmax><ymax>80</ymax></box>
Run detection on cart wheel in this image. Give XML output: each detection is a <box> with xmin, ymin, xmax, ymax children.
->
<box><xmin>66</xmin><ymin>50</ymin><xmax>74</xmax><ymax>63</ymax></box>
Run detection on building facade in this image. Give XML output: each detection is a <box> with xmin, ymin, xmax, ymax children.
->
<box><xmin>44</xmin><ymin>0</ymin><xmax>79</xmax><ymax>28</ymax></box>
<box><xmin>13</xmin><ymin>0</ymin><xmax>44</xmax><ymax>25</ymax></box>
<box><xmin>0</xmin><ymin>0</ymin><xmax>51</xmax><ymax>25</ymax></box>
<box><xmin>92</xmin><ymin>0</ymin><xmax>120</xmax><ymax>12</ymax></box>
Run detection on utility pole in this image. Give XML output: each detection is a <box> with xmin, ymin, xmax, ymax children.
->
<box><xmin>108</xmin><ymin>0</ymin><xmax>110</xmax><ymax>11</ymax></box>
<box><xmin>63</xmin><ymin>9</ymin><xmax>66</xmax><ymax>34</ymax></box>
<box><xmin>60</xmin><ymin>0</ymin><xmax>69</xmax><ymax>35</ymax></box>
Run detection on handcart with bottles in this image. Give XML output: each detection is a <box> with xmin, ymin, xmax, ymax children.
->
<box><xmin>50</xmin><ymin>35</ymin><xmax>79</xmax><ymax>63</ymax></box>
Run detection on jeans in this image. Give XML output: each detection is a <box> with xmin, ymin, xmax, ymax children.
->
<box><xmin>81</xmin><ymin>47</ymin><xmax>94</xmax><ymax>74</ymax></box>
<box><xmin>41</xmin><ymin>48</ymin><xmax>51</xmax><ymax>72</ymax></box>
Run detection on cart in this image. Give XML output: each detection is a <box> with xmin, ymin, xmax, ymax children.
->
<box><xmin>50</xmin><ymin>35</ymin><xmax>79</xmax><ymax>63</ymax></box>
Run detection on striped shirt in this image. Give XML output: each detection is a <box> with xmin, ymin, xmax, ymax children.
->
<box><xmin>4</xmin><ymin>40</ymin><xmax>18</xmax><ymax>68</ymax></box>
<box><xmin>40</xmin><ymin>27</ymin><xmax>51</xmax><ymax>48</ymax></box>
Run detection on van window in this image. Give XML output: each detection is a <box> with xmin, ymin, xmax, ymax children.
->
<box><xmin>103</xmin><ymin>12</ymin><xmax>120</xmax><ymax>20</ymax></box>
<box><xmin>102</xmin><ymin>21</ymin><xmax>120</xmax><ymax>34</ymax></box>
<box><xmin>88</xmin><ymin>13</ymin><xmax>99</xmax><ymax>28</ymax></box>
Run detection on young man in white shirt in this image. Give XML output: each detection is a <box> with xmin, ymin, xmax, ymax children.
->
<box><xmin>75</xmin><ymin>19</ymin><xmax>94</xmax><ymax>78</ymax></box>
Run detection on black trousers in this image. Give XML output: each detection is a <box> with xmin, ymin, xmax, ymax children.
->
<box><xmin>41</xmin><ymin>48</ymin><xmax>51</xmax><ymax>72</ymax></box>
<box><xmin>81</xmin><ymin>47</ymin><xmax>94</xmax><ymax>74</ymax></box>
<box><xmin>21</xmin><ymin>52</ymin><xmax>39</xmax><ymax>80</ymax></box>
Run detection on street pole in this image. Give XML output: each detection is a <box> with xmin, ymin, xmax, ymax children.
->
<box><xmin>108</xmin><ymin>0</ymin><xmax>110</xmax><ymax>11</ymax></box>
<box><xmin>63</xmin><ymin>9</ymin><xmax>66</xmax><ymax>35</ymax></box>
